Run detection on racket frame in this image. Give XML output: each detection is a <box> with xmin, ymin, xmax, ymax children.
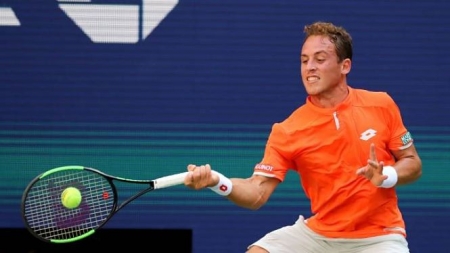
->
<box><xmin>21</xmin><ymin>165</ymin><xmax>187</xmax><ymax>243</ymax></box>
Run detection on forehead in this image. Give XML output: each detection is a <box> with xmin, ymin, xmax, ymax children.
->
<box><xmin>301</xmin><ymin>35</ymin><xmax>336</xmax><ymax>56</ymax></box>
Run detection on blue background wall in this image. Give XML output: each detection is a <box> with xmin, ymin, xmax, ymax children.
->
<box><xmin>1</xmin><ymin>0</ymin><xmax>449</xmax><ymax>252</ymax></box>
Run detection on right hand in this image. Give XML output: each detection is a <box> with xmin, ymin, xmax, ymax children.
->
<box><xmin>184</xmin><ymin>164</ymin><xmax>219</xmax><ymax>190</ymax></box>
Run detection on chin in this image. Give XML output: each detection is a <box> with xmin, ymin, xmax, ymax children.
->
<box><xmin>304</xmin><ymin>87</ymin><xmax>321</xmax><ymax>96</ymax></box>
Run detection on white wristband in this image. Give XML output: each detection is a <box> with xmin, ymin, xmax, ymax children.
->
<box><xmin>208</xmin><ymin>171</ymin><xmax>232</xmax><ymax>196</ymax></box>
<box><xmin>379</xmin><ymin>166</ymin><xmax>398</xmax><ymax>188</ymax></box>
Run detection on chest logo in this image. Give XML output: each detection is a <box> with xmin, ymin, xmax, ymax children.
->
<box><xmin>360</xmin><ymin>129</ymin><xmax>377</xmax><ymax>141</ymax></box>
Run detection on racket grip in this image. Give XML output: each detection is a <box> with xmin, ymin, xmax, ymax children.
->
<box><xmin>153</xmin><ymin>172</ymin><xmax>188</xmax><ymax>189</ymax></box>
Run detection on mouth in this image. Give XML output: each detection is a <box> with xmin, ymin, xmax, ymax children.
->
<box><xmin>306</xmin><ymin>76</ymin><xmax>320</xmax><ymax>83</ymax></box>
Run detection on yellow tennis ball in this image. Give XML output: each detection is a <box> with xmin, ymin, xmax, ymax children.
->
<box><xmin>61</xmin><ymin>187</ymin><xmax>82</xmax><ymax>209</ymax></box>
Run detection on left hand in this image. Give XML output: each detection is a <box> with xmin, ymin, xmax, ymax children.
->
<box><xmin>356</xmin><ymin>143</ymin><xmax>388</xmax><ymax>186</ymax></box>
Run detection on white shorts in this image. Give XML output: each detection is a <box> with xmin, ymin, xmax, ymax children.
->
<box><xmin>248</xmin><ymin>215</ymin><xmax>409</xmax><ymax>253</ymax></box>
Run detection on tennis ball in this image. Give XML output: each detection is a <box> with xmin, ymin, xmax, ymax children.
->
<box><xmin>61</xmin><ymin>187</ymin><xmax>82</xmax><ymax>209</ymax></box>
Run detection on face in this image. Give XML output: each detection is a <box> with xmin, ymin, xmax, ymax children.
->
<box><xmin>300</xmin><ymin>35</ymin><xmax>349</xmax><ymax>96</ymax></box>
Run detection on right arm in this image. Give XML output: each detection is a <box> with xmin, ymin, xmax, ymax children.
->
<box><xmin>184</xmin><ymin>164</ymin><xmax>280</xmax><ymax>210</ymax></box>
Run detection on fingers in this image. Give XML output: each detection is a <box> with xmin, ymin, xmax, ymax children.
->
<box><xmin>357</xmin><ymin>144</ymin><xmax>378</xmax><ymax>177</ymax></box>
<box><xmin>356</xmin><ymin>166</ymin><xmax>367</xmax><ymax>175</ymax></box>
<box><xmin>379</xmin><ymin>161</ymin><xmax>388</xmax><ymax>181</ymax></box>
<box><xmin>187</xmin><ymin>164</ymin><xmax>195</xmax><ymax>171</ymax></box>
<box><xmin>356</xmin><ymin>144</ymin><xmax>390</xmax><ymax>186</ymax></box>
<box><xmin>184</xmin><ymin>164</ymin><xmax>214</xmax><ymax>190</ymax></box>
<box><xmin>367</xmin><ymin>143</ymin><xmax>380</xmax><ymax>172</ymax></box>
<box><xmin>369</xmin><ymin>143</ymin><xmax>377</xmax><ymax>162</ymax></box>
<box><xmin>367</xmin><ymin>159</ymin><xmax>378</xmax><ymax>167</ymax></box>
<box><xmin>185</xmin><ymin>164</ymin><xmax>197</xmax><ymax>185</ymax></box>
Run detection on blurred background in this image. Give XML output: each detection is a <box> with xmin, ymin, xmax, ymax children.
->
<box><xmin>1</xmin><ymin>0</ymin><xmax>449</xmax><ymax>252</ymax></box>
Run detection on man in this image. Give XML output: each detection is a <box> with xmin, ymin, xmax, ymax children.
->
<box><xmin>184</xmin><ymin>21</ymin><xmax>422</xmax><ymax>253</ymax></box>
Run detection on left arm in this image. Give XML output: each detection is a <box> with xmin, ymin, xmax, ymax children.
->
<box><xmin>356</xmin><ymin>143</ymin><xmax>422</xmax><ymax>187</ymax></box>
<box><xmin>390</xmin><ymin>143</ymin><xmax>422</xmax><ymax>185</ymax></box>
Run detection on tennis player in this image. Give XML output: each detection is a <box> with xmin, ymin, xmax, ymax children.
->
<box><xmin>184</xmin><ymin>21</ymin><xmax>422</xmax><ymax>253</ymax></box>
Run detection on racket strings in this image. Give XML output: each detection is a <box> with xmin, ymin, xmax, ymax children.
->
<box><xmin>23</xmin><ymin>169</ymin><xmax>115</xmax><ymax>240</ymax></box>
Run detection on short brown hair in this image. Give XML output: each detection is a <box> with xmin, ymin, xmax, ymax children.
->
<box><xmin>303</xmin><ymin>21</ymin><xmax>353</xmax><ymax>62</ymax></box>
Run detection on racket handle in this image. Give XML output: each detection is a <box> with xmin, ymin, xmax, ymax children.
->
<box><xmin>153</xmin><ymin>172</ymin><xmax>188</xmax><ymax>189</ymax></box>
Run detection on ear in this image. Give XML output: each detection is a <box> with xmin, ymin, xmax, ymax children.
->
<box><xmin>341</xmin><ymin>58</ymin><xmax>351</xmax><ymax>75</ymax></box>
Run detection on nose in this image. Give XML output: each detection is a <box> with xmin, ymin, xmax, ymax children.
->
<box><xmin>306</xmin><ymin>60</ymin><xmax>317</xmax><ymax>71</ymax></box>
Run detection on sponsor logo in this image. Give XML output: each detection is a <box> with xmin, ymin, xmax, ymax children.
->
<box><xmin>219</xmin><ymin>184</ymin><xmax>228</xmax><ymax>192</ymax></box>
<box><xmin>1</xmin><ymin>0</ymin><xmax>179</xmax><ymax>44</ymax></box>
<box><xmin>0</xmin><ymin>7</ymin><xmax>20</xmax><ymax>26</ymax></box>
<box><xmin>255</xmin><ymin>164</ymin><xmax>273</xmax><ymax>172</ymax></box>
<box><xmin>360</xmin><ymin>129</ymin><xmax>377</xmax><ymax>141</ymax></box>
<box><xmin>401</xmin><ymin>132</ymin><xmax>413</xmax><ymax>145</ymax></box>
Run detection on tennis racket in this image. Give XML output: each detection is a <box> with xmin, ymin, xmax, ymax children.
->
<box><xmin>21</xmin><ymin>165</ymin><xmax>188</xmax><ymax>244</ymax></box>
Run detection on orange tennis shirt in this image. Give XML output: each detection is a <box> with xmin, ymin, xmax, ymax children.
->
<box><xmin>253</xmin><ymin>87</ymin><xmax>414</xmax><ymax>239</ymax></box>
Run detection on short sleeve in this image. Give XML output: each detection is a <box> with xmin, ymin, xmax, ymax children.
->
<box><xmin>385</xmin><ymin>93</ymin><xmax>414</xmax><ymax>151</ymax></box>
<box><xmin>253</xmin><ymin>123</ymin><xmax>295</xmax><ymax>182</ymax></box>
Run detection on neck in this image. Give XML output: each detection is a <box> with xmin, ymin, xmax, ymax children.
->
<box><xmin>309</xmin><ymin>85</ymin><xmax>349</xmax><ymax>108</ymax></box>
